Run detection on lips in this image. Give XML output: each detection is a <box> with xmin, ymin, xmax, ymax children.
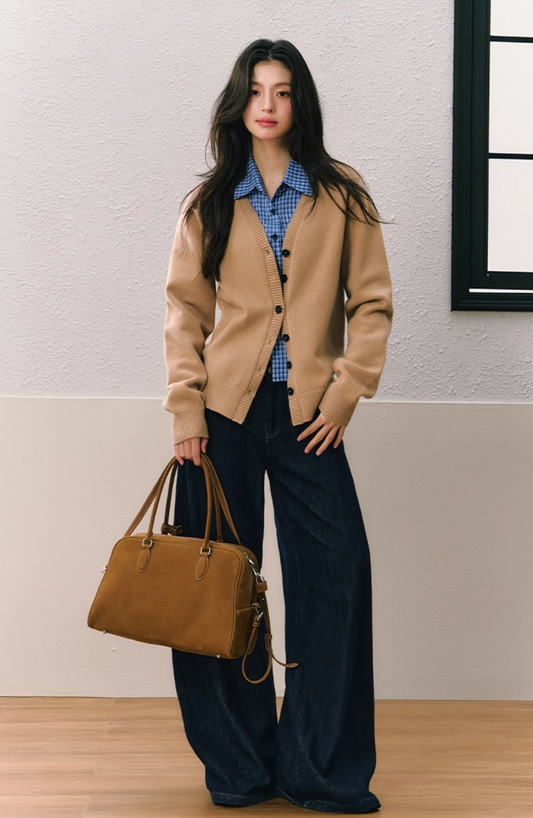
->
<box><xmin>257</xmin><ymin>119</ymin><xmax>277</xmax><ymax>124</ymax></box>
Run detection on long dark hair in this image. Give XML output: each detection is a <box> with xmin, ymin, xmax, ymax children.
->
<box><xmin>180</xmin><ymin>38</ymin><xmax>391</xmax><ymax>281</ymax></box>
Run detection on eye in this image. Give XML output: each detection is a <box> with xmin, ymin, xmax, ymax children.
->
<box><xmin>278</xmin><ymin>91</ymin><xmax>290</xmax><ymax>97</ymax></box>
<box><xmin>250</xmin><ymin>89</ymin><xmax>259</xmax><ymax>95</ymax></box>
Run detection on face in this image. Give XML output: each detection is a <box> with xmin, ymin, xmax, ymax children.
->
<box><xmin>242</xmin><ymin>60</ymin><xmax>294</xmax><ymax>144</ymax></box>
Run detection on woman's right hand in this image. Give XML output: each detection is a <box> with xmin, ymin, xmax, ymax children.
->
<box><xmin>174</xmin><ymin>436</ymin><xmax>208</xmax><ymax>467</ymax></box>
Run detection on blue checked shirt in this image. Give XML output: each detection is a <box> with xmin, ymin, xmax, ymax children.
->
<box><xmin>234</xmin><ymin>151</ymin><xmax>314</xmax><ymax>380</ymax></box>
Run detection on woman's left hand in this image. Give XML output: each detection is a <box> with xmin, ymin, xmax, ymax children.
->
<box><xmin>296</xmin><ymin>413</ymin><xmax>345</xmax><ymax>455</ymax></box>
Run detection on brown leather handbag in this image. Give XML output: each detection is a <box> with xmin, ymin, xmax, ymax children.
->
<box><xmin>87</xmin><ymin>453</ymin><xmax>297</xmax><ymax>683</ymax></box>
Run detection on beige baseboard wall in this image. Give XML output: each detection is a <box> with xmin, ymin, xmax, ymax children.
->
<box><xmin>1</xmin><ymin>397</ymin><xmax>532</xmax><ymax>699</ymax></box>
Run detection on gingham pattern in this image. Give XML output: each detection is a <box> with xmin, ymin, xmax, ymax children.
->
<box><xmin>234</xmin><ymin>151</ymin><xmax>313</xmax><ymax>381</ymax></box>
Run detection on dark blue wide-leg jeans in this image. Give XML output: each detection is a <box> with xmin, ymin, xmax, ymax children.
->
<box><xmin>171</xmin><ymin>367</ymin><xmax>381</xmax><ymax>813</ymax></box>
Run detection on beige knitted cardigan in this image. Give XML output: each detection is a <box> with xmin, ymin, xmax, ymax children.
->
<box><xmin>163</xmin><ymin>166</ymin><xmax>393</xmax><ymax>446</ymax></box>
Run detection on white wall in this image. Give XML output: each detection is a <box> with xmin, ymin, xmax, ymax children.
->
<box><xmin>1</xmin><ymin>1</ymin><xmax>532</xmax><ymax>698</ymax></box>
<box><xmin>2</xmin><ymin>0</ymin><xmax>532</xmax><ymax>402</ymax></box>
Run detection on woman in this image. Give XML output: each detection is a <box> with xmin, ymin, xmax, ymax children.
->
<box><xmin>163</xmin><ymin>38</ymin><xmax>392</xmax><ymax>814</ymax></box>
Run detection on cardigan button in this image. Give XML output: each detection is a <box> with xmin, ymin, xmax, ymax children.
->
<box><xmin>282</xmin><ymin>248</ymin><xmax>290</xmax><ymax>257</ymax></box>
<box><xmin>282</xmin><ymin>333</ymin><xmax>290</xmax><ymax>342</ymax></box>
<box><xmin>287</xmin><ymin>361</ymin><xmax>292</xmax><ymax>368</ymax></box>
<box><xmin>287</xmin><ymin>387</ymin><xmax>294</xmax><ymax>395</ymax></box>
<box><xmin>281</xmin><ymin>274</ymin><xmax>287</xmax><ymax>283</ymax></box>
<box><xmin>275</xmin><ymin>305</ymin><xmax>283</xmax><ymax>313</ymax></box>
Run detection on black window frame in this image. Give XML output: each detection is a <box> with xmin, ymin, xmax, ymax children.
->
<box><xmin>452</xmin><ymin>0</ymin><xmax>533</xmax><ymax>311</ymax></box>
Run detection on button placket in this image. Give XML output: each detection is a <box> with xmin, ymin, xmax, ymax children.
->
<box><xmin>277</xmin><ymin>241</ymin><xmax>290</xmax><ymax>349</ymax></box>
<box><xmin>279</xmin><ymin>315</ymin><xmax>295</xmax><ymax>396</ymax></box>
<box><xmin>237</xmin><ymin>196</ymin><xmax>305</xmax><ymax>394</ymax></box>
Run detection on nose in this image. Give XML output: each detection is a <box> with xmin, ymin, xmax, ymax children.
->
<box><xmin>262</xmin><ymin>92</ymin><xmax>275</xmax><ymax>112</ymax></box>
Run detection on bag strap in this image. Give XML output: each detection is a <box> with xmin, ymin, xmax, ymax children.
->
<box><xmin>241</xmin><ymin>581</ymin><xmax>298</xmax><ymax>683</ymax></box>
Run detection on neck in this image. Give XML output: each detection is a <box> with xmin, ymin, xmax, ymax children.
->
<box><xmin>250</xmin><ymin>138</ymin><xmax>292</xmax><ymax>179</ymax></box>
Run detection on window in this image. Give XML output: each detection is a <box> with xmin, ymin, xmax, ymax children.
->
<box><xmin>452</xmin><ymin>0</ymin><xmax>533</xmax><ymax>310</ymax></box>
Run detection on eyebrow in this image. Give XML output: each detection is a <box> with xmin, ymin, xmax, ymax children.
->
<box><xmin>251</xmin><ymin>81</ymin><xmax>291</xmax><ymax>87</ymax></box>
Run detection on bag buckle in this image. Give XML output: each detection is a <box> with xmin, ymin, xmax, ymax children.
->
<box><xmin>141</xmin><ymin>538</ymin><xmax>154</xmax><ymax>549</ymax></box>
<box><xmin>252</xmin><ymin>602</ymin><xmax>264</xmax><ymax>621</ymax></box>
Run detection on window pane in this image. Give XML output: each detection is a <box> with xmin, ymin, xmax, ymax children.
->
<box><xmin>491</xmin><ymin>0</ymin><xmax>533</xmax><ymax>37</ymax></box>
<box><xmin>488</xmin><ymin>159</ymin><xmax>533</xmax><ymax>274</ymax></box>
<box><xmin>489</xmin><ymin>42</ymin><xmax>533</xmax><ymax>154</ymax></box>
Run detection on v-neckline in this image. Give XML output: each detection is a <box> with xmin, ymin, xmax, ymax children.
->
<box><xmin>237</xmin><ymin>194</ymin><xmax>313</xmax><ymax>257</ymax></box>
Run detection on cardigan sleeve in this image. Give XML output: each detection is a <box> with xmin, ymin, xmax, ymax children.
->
<box><xmin>162</xmin><ymin>198</ymin><xmax>217</xmax><ymax>446</ymax></box>
<box><xmin>317</xmin><ymin>176</ymin><xmax>393</xmax><ymax>427</ymax></box>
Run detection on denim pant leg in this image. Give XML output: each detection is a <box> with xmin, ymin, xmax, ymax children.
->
<box><xmin>171</xmin><ymin>381</ymin><xmax>279</xmax><ymax>806</ymax></box>
<box><xmin>264</xmin><ymin>381</ymin><xmax>381</xmax><ymax>813</ymax></box>
<box><xmin>171</xmin><ymin>370</ymin><xmax>381</xmax><ymax>813</ymax></box>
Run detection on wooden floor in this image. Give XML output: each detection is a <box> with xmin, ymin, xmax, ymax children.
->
<box><xmin>0</xmin><ymin>698</ymin><xmax>531</xmax><ymax>817</ymax></box>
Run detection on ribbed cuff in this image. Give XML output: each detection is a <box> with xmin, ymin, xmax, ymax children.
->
<box><xmin>171</xmin><ymin>410</ymin><xmax>209</xmax><ymax>446</ymax></box>
<box><xmin>318</xmin><ymin>381</ymin><xmax>359</xmax><ymax>427</ymax></box>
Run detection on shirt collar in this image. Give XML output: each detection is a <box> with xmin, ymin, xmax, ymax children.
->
<box><xmin>234</xmin><ymin>151</ymin><xmax>313</xmax><ymax>199</ymax></box>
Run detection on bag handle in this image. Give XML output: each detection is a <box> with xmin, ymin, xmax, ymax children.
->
<box><xmin>123</xmin><ymin>456</ymin><xmax>212</xmax><ymax>550</ymax></box>
<box><xmin>161</xmin><ymin>459</ymin><xmax>179</xmax><ymax>534</ymax></box>
<box><xmin>152</xmin><ymin>456</ymin><xmax>216</xmax><ymax>549</ymax></box>
<box><xmin>201</xmin><ymin>455</ymin><xmax>243</xmax><ymax>546</ymax></box>
<box><xmin>160</xmin><ymin>459</ymin><xmax>223</xmax><ymax>539</ymax></box>
<box><xmin>124</xmin><ymin>467</ymin><xmax>172</xmax><ymax>538</ymax></box>
<box><xmin>123</xmin><ymin>455</ymin><xmax>229</xmax><ymax>549</ymax></box>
